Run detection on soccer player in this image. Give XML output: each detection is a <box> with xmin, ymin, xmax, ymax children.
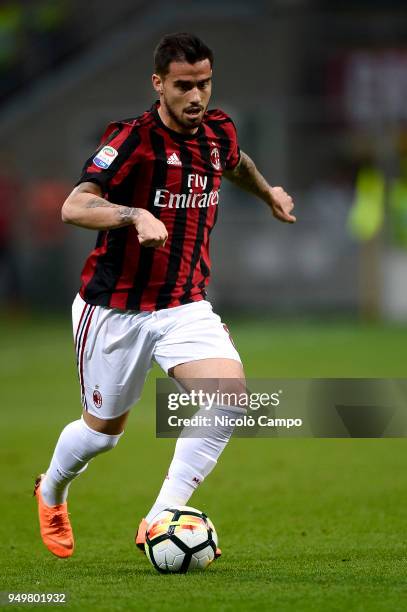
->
<box><xmin>34</xmin><ymin>33</ymin><xmax>295</xmax><ymax>559</ymax></box>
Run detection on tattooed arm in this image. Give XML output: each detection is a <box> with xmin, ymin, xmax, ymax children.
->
<box><xmin>61</xmin><ymin>182</ymin><xmax>167</xmax><ymax>247</ymax></box>
<box><xmin>224</xmin><ymin>151</ymin><xmax>296</xmax><ymax>223</ymax></box>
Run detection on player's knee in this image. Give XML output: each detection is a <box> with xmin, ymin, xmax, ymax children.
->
<box><xmin>85</xmin><ymin>426</ymin><xmax>123</xmax><ymax>454</ymax></box>
<box><xmin>78</xmin><ymin>418</ymin><xmax>124</xmax><ymax>456</ymax></box>
<box><xmin>82</xmin><ymin>408</ymin><xmax>130</xmax><ymax>435</ymax></box>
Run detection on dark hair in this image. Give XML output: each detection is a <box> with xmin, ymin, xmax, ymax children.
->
<box><xmin>154</xmin><ymin>32</ymin><xmax>214</xmax><ymax>76</ymax></box>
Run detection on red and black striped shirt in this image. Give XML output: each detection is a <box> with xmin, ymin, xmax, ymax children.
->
<box><xmin>76</xmin><ymin>101</ymin><xmax>240</xmax><ymax>311</ymax></box>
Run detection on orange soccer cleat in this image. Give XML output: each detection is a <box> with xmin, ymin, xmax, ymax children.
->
<box><xmin>135</xmin><ymin>518</ymin><xmax>148</xmax><ymax>552</ymax></box>
<box><xmin>33</xmin><ymin>474</ymin><xmax>74</xmax><ymax>558</ymax></box>
<box><xmin>135</xmin><ymin>517</ymin><xmax>222</xmax><ymax>558</ymax></box>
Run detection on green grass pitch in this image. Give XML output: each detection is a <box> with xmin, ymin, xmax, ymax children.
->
<box><xmin>1</xmin><ymin>316</ymin><xmax>407</xmax><ymax>611</ymax></box>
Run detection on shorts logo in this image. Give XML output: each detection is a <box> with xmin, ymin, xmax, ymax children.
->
<box><xmin>93</xmin><ymin>389</ymin><xmax>103</xmax><ymax>409</ymax></box>
<box><xmin>93</xmin><ymin>145</ymin><xmax>118</xmax><ymax>169</ymax></box>
<box><xmin>210</xmin><ymin>145</ymin><xmax>221</xmax><ymax>170</ymax></box>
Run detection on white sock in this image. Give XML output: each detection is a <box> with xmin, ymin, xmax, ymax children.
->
<box><xmin>40</xmin><ymin>417</ymin><xmax>123</xmax><ymax>506</ymax></box>
<box><xmin>145</xmin><ymin>405</ymin><xmax>244</xmax><ymax>524</ymax></box>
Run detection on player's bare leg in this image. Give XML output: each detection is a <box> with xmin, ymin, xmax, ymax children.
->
<box><xmin>169</xmin><ymin>357</ymin><xmax>245</xmax><ymax>380</ymax></box>
<box><xmin>34</xmin><ymin>410</ymin><xmax>129</xmax><ymax>557</ymax></box>
<box><xmin>136</xmin><ymin>358</ymin><xmax>246</xmax><ymax>557</ymax></box>
<box><xmin>82</xmin><ymin>410</ymin><xmax>130</xmax><ymax>435</ymax></box>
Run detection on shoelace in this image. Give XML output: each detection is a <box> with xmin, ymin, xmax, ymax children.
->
<box><xmin>49</xmin><ymin>511</ymin><xmax>71</xmax><ymax>536</ymax></box>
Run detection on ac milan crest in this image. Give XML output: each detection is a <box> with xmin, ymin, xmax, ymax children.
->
<box><xmin>210</xmin><ymin>146</ymin><xmax>221</xmax><ymax>170</ymax></box>
<box><xmin>93</xmin><ymin>389</ymin><xmax>103</xmax><ymax>409</ymax></box>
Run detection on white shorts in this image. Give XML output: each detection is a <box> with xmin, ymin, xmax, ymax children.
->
<box><xmin>72</xmin><ymin>294</ymin><xmax>241</xmax><ymax>419</ymax></box>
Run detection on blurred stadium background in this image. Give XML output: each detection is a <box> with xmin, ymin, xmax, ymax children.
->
<box><xmin>1</xmin><ymin>0</ymin><xmax>407</xmax><ymax>321</ymax></box>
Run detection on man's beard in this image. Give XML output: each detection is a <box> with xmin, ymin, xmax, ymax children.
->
<box><xmin>164</xmin><ymin>97</ymin><xmax>205</xmax><ymax>131</ymax></box>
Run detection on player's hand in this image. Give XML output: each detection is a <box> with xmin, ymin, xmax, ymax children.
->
<box><xmin>269</xmin><ymin>186</ymin><xmax>296</xmax><ymax>223</ymax></box>
<box><xmin>134</xmin><ymin>209</ymin><xmax>168</xmax><ymax>247</ymax></box>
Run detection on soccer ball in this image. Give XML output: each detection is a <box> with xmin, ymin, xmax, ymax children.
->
<box><xmin>145</xmin><ymin>506</ymin><xmax>218</xmax><ymax>573</ymax></box>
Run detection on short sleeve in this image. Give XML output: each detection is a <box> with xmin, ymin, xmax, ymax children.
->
<box><xmin>223</xmin><ymin>119</ymin><xmax>241</xmax><ymax>171</ymax></box>
<box><xmin>76</xmin><ymin>122</ymin><xmax>141</xmax><ymax>194</ymax></box>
